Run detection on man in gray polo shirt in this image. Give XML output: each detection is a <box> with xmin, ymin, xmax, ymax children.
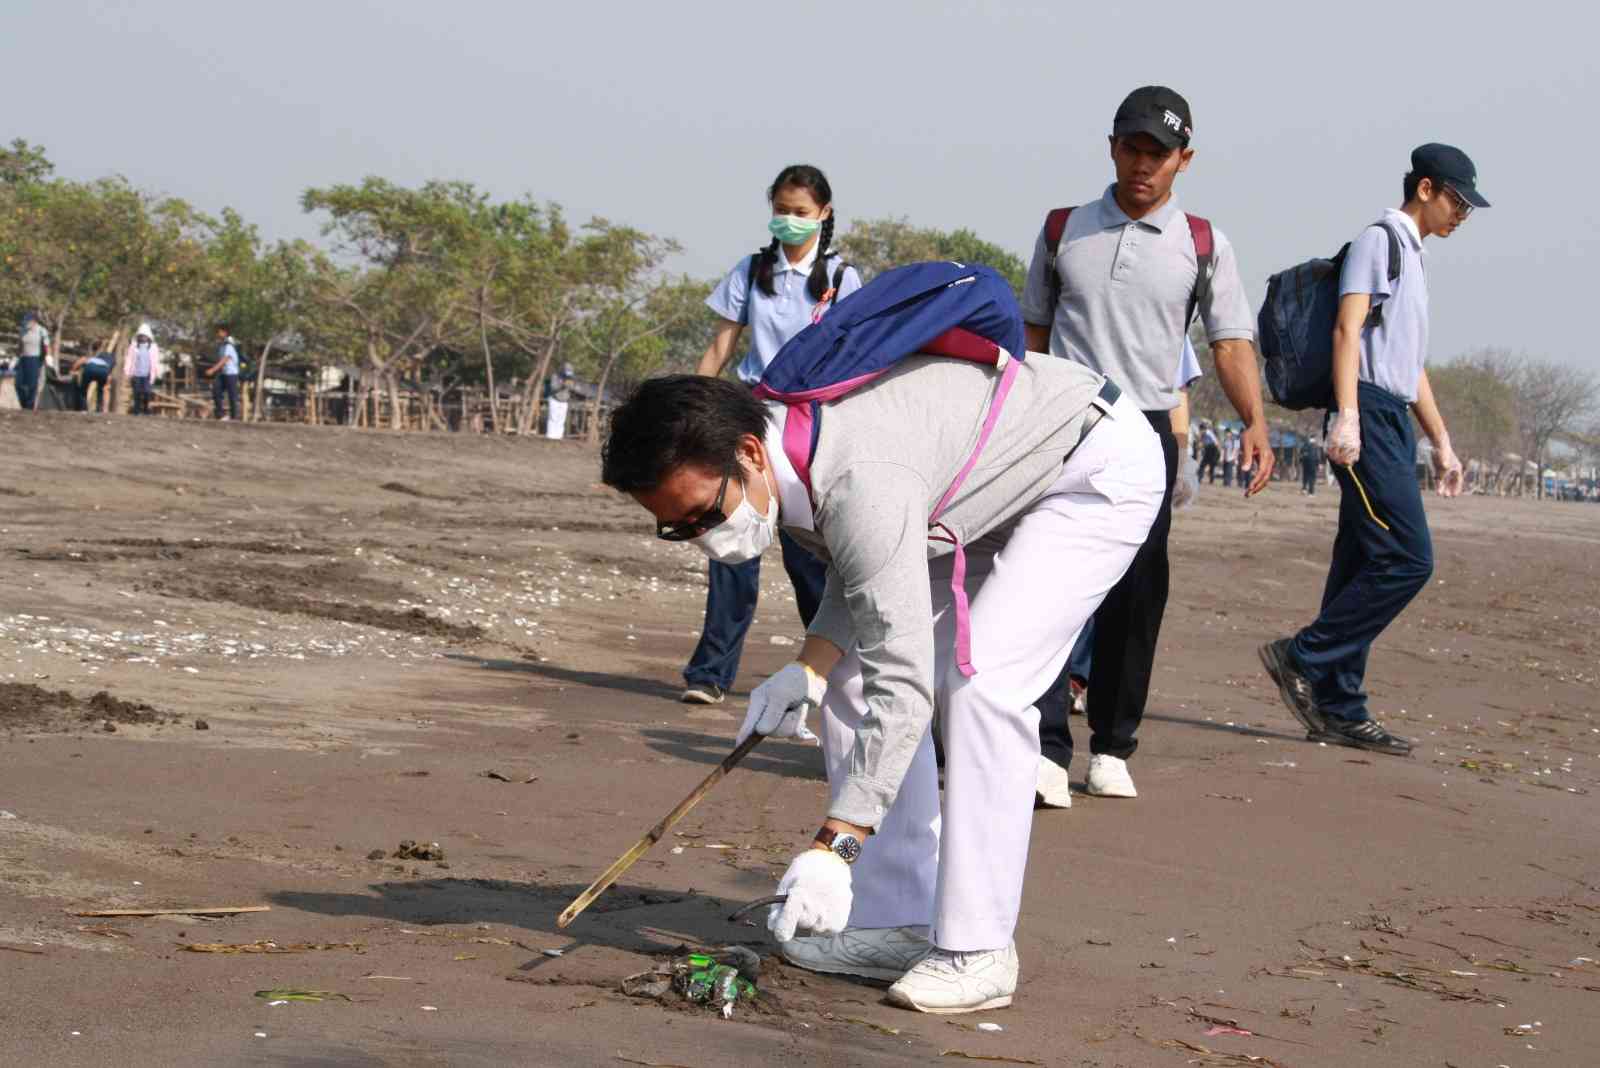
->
<box><xmin>1260</xmin><ymin>144</ymin><xmax>1481</xmax><ymax>756</ymax></box>
<box><xmin>1022</xmin><ymin>86</ymin><xmax>1275</xmax><ymax>800</ymax></box>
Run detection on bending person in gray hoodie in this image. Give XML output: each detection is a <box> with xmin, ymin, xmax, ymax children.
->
<box><xmin>602</xmin><ymin>354</ymin><xmax>1164</xmax><ymax>1014</ymax></box>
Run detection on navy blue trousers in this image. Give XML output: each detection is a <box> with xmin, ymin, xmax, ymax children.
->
<box><xmin>1290</xmin><ymin>382</ymin><xmax>1433</xmax><ymax>722</ymax></box>
<box><xmin>683</xmin><ymin>530</ymin><xmax>828</xmax><ymax>690</ymax></box>
<box><xmin>14</xmin><ymin>356</ymin><xmax>43</xmax><ymax>410</ymax></box>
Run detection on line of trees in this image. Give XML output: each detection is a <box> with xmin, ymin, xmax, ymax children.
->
<box><xmin>6</xmin><ymin>135</ymin><xmax>1594</xmax><ymax>486</ymax></box>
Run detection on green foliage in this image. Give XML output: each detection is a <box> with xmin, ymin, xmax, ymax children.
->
<box><xmin>837</xmin><ymin>217</ymin><xmax>1027</xmax><ymax>294</ymax></box>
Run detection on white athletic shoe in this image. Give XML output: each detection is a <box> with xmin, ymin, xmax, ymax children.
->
<box><xmin>1034</xmin><ymin>756</ymin><xmax>1073</xmax><ymax>809</ymax></box>
<box><xmin>1086</xmin><ymin>754</ymin><xmax>1137</xmax><ymax>798</ymax></box>
<box><xmin>779</xmin><ymin>925</ymin><xmax>931</xmax><ymax>982</ymax></box>
<box><xmin>886</xmin><ymin>942</ymin><xmax>1018</xmax><ymax>1014</ymax></box>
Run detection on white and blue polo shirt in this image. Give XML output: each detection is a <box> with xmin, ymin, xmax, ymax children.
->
<box><xmin>706</xmin><ymin>245</ymin><xmax>862</xmax><ymax>385</ymax></box>
<box><xmin>1340</xmin><ymin>208</ymin><xmax>1428</xmax><ymax>403</ymax></box>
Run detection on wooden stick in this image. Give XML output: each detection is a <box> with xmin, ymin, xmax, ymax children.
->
<box><xmin>557</xmin><ymin>733</ymin><xmax>764</xmax><ymax>929</ymax></box>
<box><xmin>70</xmin><ymin>905</ymin><xmax>270</xmax><ymax>918</ymax></box>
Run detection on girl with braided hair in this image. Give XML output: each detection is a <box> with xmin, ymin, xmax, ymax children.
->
<box><xmin>680</xmin><ymin>163</ymin><xmax>862</xmax><ymax>706</ymax></box>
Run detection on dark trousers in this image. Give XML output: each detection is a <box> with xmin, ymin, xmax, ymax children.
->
<box><xmin>1301</xmin><ymin>458</ymin><xmax>1318</xmax><ymax>494</ymax></box>
<box><xmin>130</xmin><ymin>375</ymin><xmax>152</xmax><ymax>415</ymax></box>
<box><xmin>1198</xmin><ymin>447</ymin><xmax>1219</xmax><ymax>483</ymax></box>
<box><xmin>14</xmin><ymin>356</ymin><xmax>43</xmax><ymax>410</ymax></box>
<box><xmin>1289</xmin><ymin>383</ymin><xmax>1432</xmax><ymax>723</ymax></box>
<box><xmin>1040</xmin><ymin>409</ymin><xmax>1178</xmax><ymax>768</ymax></box>
<box><xmin>1222</xmin><ymin>460</ymin><xmax>1236</xmax><ymax>487</ymax></box>
<box><xmin>683</xmin><ymin>530</ymin><xmax>829</xmax><ymax>690</ymax></box>
<box><xmin>213</xmin><ymin>373</ymin><xmax>241</xmax><ymax>420</ymax></box>
<box><xmin>75</xmin><ymin>364</ymin><xmax>111</xmax><ymax>412</ymax></box>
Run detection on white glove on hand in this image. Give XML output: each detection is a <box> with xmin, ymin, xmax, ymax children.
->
<box><xmin>1172</xmin><ymin>454</ymin><xmax>1200</xmax><ymax>511</ymax></box>
<box><xmin>736</xmin><ymin>662</ymin><xmax>825</xmax><ymax>746</ymax></box>
<box><xmin>768</xmin><ymin>849</ymin><xmax>852</xmax><ymax>942</ymax></box>
<box><xmin>1433</xmin><ymin>437</ymin><xmax>1465</xmax><ymax>498</ymax></box>
<box><xmin>1327</xmin><ymin>409</ymin><xmax>1361</xmax><ymax>466</ymax></box>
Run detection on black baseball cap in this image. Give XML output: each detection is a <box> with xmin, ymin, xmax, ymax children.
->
<box><xmin>1113</xmin><ymin>86</ymin><xmax>1193</xmax><ymax>149</ymax></box>
<box><xmin>1411</xmin><ymin>143</ymin><xmax>1490</xmax><ymax>207</ymax></box>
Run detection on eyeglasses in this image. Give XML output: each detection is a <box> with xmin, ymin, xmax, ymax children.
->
<box><xmin>656</xmin><ymin>468</ymin><xmax>733</xmax><ymax>542</ymax></box>
<box><xmin>1440</xmin><ymin>183</ymin><xmax>1474</xmax><ymax>220</ymax></box>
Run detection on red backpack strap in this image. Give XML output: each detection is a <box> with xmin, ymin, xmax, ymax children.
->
<box><xmin>1184</xmin><ymin>213</ymin><xmax>1214</xmax><ymax>328</ymax></box>
<box><xmin>1041</xmin><ymin>207</ymin><xmax>1074</xmax><ymax>322</ymax></box>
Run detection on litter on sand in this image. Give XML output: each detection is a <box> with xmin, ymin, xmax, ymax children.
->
<box><xmin>253</xmin><ymin>988</ymin><xmax>352</xmax><ymax>1002</ymax></box>
<box><xmin>74</xmin><ymin>905</ymin><xmax>270</xmax><ymax>918</ymax></box>
<box><xmin>939</xmin><ymin>1052</ymin><xmax>1043</xmax><ymax>1064</ymax></box>
<box><xmin>183</xmin><ymin>941</ymin><xmax>364</xmax><ymax>955</ymax></box>
<box><xmin>620</xmin><ymin>947</ymin><xmax>762</xmax><ymax>1017</ymax></box>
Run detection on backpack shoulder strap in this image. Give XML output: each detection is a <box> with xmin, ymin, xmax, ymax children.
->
<box><xmin>1042</xmin><ymin>207</ymin><xmax>1075</xmax><ymax>320</ymax></box>
<box><xmin>1375</xmin><ymin>222</ymin><xmax>1403</xmax><ymax>282</ymax></box>
<box><xmin>1185</xmin><ymin>213</ymin><xmax>1214</xmax><ymax>328</ymax></box>
<box><xmin>740</xmin><ymin>250</ymin><xmax>764</xmax><ymax>326</ymax></box>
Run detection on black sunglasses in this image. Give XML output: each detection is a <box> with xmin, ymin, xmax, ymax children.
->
<box><xmin>656</xmin><ymin>468</ymin><xmax>734</xmax><ymax>542</ymax></box>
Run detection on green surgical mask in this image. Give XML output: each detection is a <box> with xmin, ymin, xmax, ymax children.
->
<box><xmin>768</xmin><ymin>214</ymin><xmax>821</xmax><ymax>245</ymax></box>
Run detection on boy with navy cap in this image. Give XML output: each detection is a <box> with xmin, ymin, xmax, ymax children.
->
<box><xmin>1260</xmin><ymin>144</ymin><xmax>1486</xmax><ymax>755</ymax></box>
<box><xmin>1022</xmin><ymin>86</ymin><xmax>1275</xmax><ymax>802</ymax></box>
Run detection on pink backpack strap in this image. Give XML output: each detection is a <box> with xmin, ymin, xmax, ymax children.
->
<box><xmin>780</xmin><ymin>400</ymin><xmax>818</xmax><ymax>496</ymax></box>
<box><xmin>928</xmin><ymin>356</ymin><xmax>1022</xmax><ymax>678</ymax></box>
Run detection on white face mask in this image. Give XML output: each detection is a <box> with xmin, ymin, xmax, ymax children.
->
<box><xmin>692</xmin><ymin>467</ymin><xmax>777</xmax><ymax>565</ymax></box>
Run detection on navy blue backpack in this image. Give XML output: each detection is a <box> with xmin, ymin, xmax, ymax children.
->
<box><xmin>1258</xmin><ymin>223</ymin><xmax>1401</xmax><ymax>410</ymax></box>
<box><xmin>754</xmin><ymin>261</ymin><xmax>1026</xmax><ymax>678</ymax></box>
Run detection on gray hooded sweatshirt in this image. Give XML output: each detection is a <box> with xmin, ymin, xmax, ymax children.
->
<box><xmin>767</xmin><ymin>353</ymin><xmax>1111</xmax><ymax>828</ymax></box>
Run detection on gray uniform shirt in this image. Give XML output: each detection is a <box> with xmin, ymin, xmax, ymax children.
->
<box><xmin>766</xmin><ymin>355</ymin><xmax>1111</xmax><ymax>828</ymax></box>
<box><xmin>19</xmin><ymin>322</ymin><xmax>49</xmax><ymax>357</ymax></box>
<box><xmin>1340</xmin><ymin>209</ymin><xmax>1428</xmax><ymax>403</ymax></box>
<box><xmin>1020</xmin><ymin>185</ymin><xmax>1255</xmax><ymax>410</ymax></box>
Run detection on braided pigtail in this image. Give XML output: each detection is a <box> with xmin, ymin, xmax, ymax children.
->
<box><xmin>806</xmin><ymin>213</ymin><xmax>835</xmax><ymax>303</ymax></box>
<box><xmin>754</xmin><ymin>237</ymin><xmax>780</xmax><ymax>297</ymax></box>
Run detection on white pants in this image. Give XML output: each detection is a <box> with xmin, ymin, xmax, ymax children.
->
<box><xmin>817</xmin><ymin>394</ymin><xmax>1164</xmax><ymax>951</ymax></box>
<box><xmin>545</xmin><ymin>398</ymin><xmax>569</xmax><ymax>439</ymax></box>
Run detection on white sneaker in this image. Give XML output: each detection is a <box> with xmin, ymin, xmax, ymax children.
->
<box><xmin>1034</xmin><ymin>756</ymin><xmax>1073</xmax><ymax>809</ymax></box>
<box><xmin>1086</xmin><ymin>754</ymin><xmax>1137</xmax><ymax>798</ymax></box>
<box><xmin>886</xmin><ymin>942</ymin><xmax>1018</xmax><ymax>1014</ymax></box>
<box><xmin>779</xmin><ymin>925</ymin><xmax>931</xmax><ymax>982</ymax></box>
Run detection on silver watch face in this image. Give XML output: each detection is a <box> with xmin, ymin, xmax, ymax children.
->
<box><xmin>832</xmin><ymin>833</ymin><xmax>863</xmax><ymax>864</ymax></box>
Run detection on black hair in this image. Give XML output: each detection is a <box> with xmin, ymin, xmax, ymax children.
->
<box><xmin>754</xmin><ymin>164</ymin><xmax>836</xmax><ymax>303</ymax></box>
<box><xmin>215</xmin><ymin>322</ymin><xmax>231</xmax><ymax>333</ymax></box>
<box><xmin>601</xmin><ymin>374</ymin><xmax>770</xmax><ymax>494</ymax></box>
<box><xmin>1402</xmin><ymin>170</ymin><xmax>1424</xmax><ymax>204</ymax></box>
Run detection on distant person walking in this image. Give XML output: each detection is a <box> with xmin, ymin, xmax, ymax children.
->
<box><xmin>206</xmin><ymin>324</ymin><xmax>242</xmax><ymax>421</ymax></box>
<box><xmin>1021</xmin><ymin>86</ymin><xmax>1274</xmax><ymax>799</ymax></box>
<box><xmin>1299</xmin><ymin>437</ymin><xmax>1323</xmax><ymax>495</ymax></box>
<box><xmin>679</xmin><ymin>163</ymin><xmax>861</xmax><ymax>706</ymax></box>
<box><xmin>123</xmin><ymin>323</ymin><xmax>163</xmax><ymax>415</ymax></box>
<box><xmin>1261</xmin><ymin>143</ymin><xmax>1482</xmax><ymax>756</ymax></box>
<box><xmin>69</xmin><ymin>348</ymin><xmax>116</xmax><ymax>412</ymax></box>
<box><xmin>1222</xmin><ymin>429</ymin><xmax>1240</xmax><ymax>487</ymax></box>
<box><xmin>1197</xmin><ymin>423</ymin><xmax>1221</xmax><ymax>483</ymax></box>
<box><xmin>16</xmin><ymin>311</ymin><xmax>51</xmax><ymax>411</ymax></box>
<box><xmin>544</xmin><ymin>362</ymin><xmax>574</xmax><ymax>439</ymax></box>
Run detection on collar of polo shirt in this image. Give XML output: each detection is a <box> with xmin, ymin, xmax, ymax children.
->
<box><xmin>774</xmin><ymin>239</ymin><xmax>822</xmax><ymax>275</ymax></box>
<box><xmin>1383</xmin><ymin>207</ymin><xmax>1425</xmax><ymax>253</ymax></box>
<box><xmin>1097</xmin><ymin>183</ymin><xmax>1184</xmax><ymax>231</ymax></box>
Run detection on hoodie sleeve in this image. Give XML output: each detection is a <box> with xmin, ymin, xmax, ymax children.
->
<box><xmin>806</xmin><ymin>461</ymin><xmax>936</xmax><ymax>829</ymax></box>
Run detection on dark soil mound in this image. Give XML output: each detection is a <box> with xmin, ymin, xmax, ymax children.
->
<box><xmin>0</xmin><ymin>684</ymin><xmax>171</xmax><ymax>733</ymax></box>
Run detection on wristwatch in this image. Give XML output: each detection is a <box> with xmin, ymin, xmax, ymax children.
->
<box><xmin>813</xmin><ymin>827</ymin><xmax>864</xmax><ymax>864</ymax></box>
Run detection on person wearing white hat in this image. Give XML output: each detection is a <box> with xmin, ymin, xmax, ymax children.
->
<box><xmin>123</xmin><ymin>323</ymin><xmax>164</xmax><ymax>415</ymax></box>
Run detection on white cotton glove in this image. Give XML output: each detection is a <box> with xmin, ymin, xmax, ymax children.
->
<box><xmin>768</xmin><ymin>849</ymin><xmax>852</xmax><ymax>942</ymax></box>
<box><xmin>1327</xmin><ymin>409</ymin><xmax>1361</xmax><ymax>466</ymax></box>
<box><xmin>735</xmin><ymin>662</ymin><xmax>826</xmax><ymax>746</ymax></box>
<box><xmin>1172</xmin><ymin>454</ymin><xmax>1200</xmax><ymax>511</ymax></box>
<box><xmin>1433</xmin><ymin>436</ymin><xmax>1465</xmax><ymax>498</ymax></box>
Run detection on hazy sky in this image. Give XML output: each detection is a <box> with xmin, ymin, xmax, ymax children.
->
<box><xmin>7</xmin><ymin>1</ymin><xmax>1593</xmax><ymax>370</ymax></box>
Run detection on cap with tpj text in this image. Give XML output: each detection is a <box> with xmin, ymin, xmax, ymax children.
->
<box><xmin>1113</xmin><ymin>86</ymin><xmax>1193</xmax><ymax>149</ymax></box>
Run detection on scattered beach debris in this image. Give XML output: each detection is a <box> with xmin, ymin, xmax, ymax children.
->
<box><xmin>183</xmin><ymin>941</ymin><xmax>364</xmax><ymax>955</ymax></box>
<box><xmin>392</xmin><ymin>840</ymin><xmax>445</xmax><ymax>861</ymax></box>
<box><xmin>253</xmin><ymin>988</ymin><xmax>351</xmax><ymax>1003</ymax></box>
<box><xmin>73</xmin><ymin>905</ymin><xmax>270</xmax><ymax>918</ymax></box>
<box><xmin>620</xmin><ymin>948</ymin><xmax>762</xmax><ymax>1018</ymax></box>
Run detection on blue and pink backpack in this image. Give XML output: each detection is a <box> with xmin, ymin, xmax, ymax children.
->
<box><xmin>753</xmin><ymin>260</ymin><xmax>1028</xmax><ymax>678</ymax></box>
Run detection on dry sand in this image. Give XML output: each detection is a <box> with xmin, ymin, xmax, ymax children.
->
<box><xmin>1</xmin><ymin>410</ymin><xmax>1596</xmax><ymax>1067</ymax></box>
